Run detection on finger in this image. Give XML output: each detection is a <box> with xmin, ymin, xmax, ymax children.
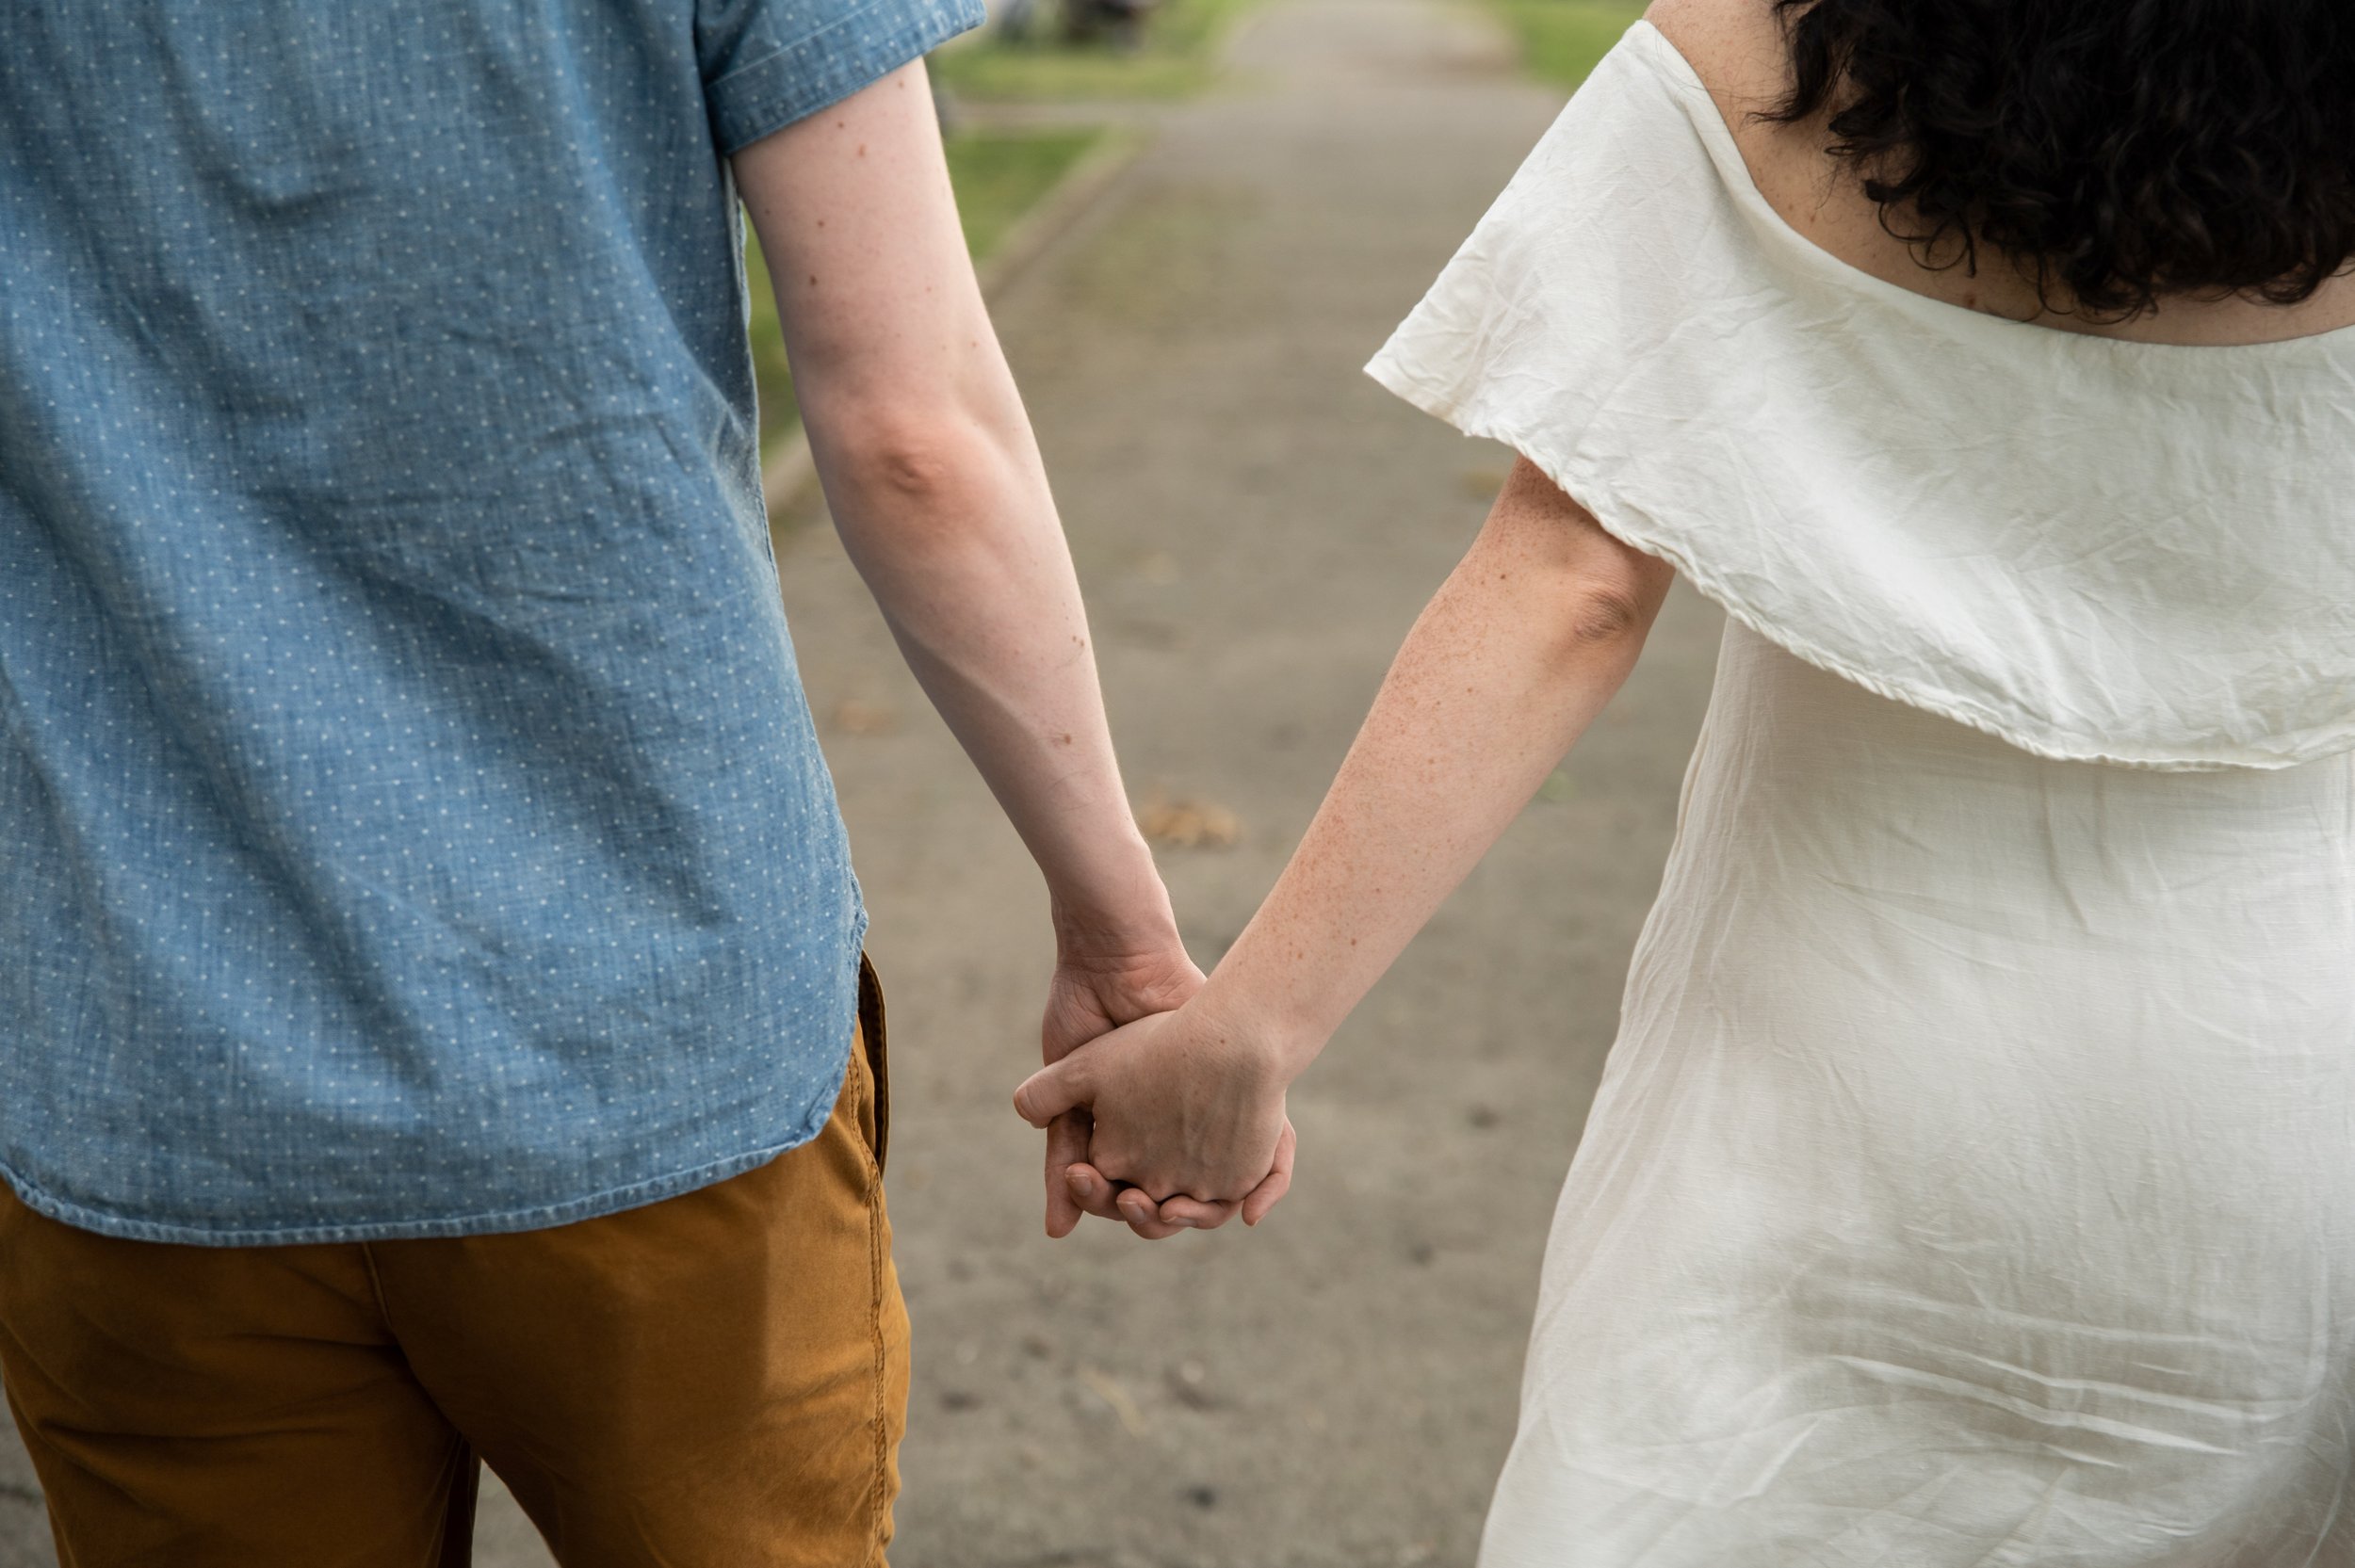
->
<box><xmin>1012</xmin><ymin>1055</ymin><xmax>1089</xmax><ymax>1129</ymax></box>
<box><xmin>1241</xmin><ymin>1120</ymin><xmax>1298</xmax><ymax>1227</ymax></box>
<box><xmin>1155</xmin><ymin>1194</ymin><xmax>1241</xmax><ymax>1230</ymax></box>
<box><xmin>1038</xmin><ymin>993</ymin><xmax>1112</xmax><ymax>1067</ymax></box>
<box><xmin>1044</xmin><ymin>1109</ymin><xmax>1092</xmax><ymax>1238</ymax></box>
<box><xmin>1063</xmin><ymin>1161</ymin><xmax>1131</xmax><ymax>1222</ymax></box>
<box><xmin>1114</xmin><ymin>1187</ymin><xmax>1189</xmax><ymax>1240</ymax></box>
<box><xmin>1125</xmin><ymin>1206</ymin><xmax>1191</xmax><ymax>1241</ymax></box>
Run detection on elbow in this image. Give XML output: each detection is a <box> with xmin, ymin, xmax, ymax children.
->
<box><xmin>1470</xmin><ymin>459</ymin><xmax>1673</xmax><ymax>659</ymax></box>
<box><xmin>1548</xmin><ymin>544</ymin><xmax>1674</xmax><ymax>658</ymax></box>
<box><xmin>1557</xmin><ymin>576</ymin><xmax>1659</xmax><ymax>649</ymax></box>
<box><xmin>821</xmin><ymin>401</ymin><xmax>991</xmax><ymax>510</ymax></box>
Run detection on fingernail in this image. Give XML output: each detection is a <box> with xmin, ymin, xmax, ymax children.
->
<box><xmin>1068</xmin><ymin>1172</ymin><xmax>1096</xmax><ymax>1198</ymax></box>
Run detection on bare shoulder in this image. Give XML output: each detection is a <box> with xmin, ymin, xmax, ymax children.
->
<box><xmin>1638</xmin><ymin>0</ymin><xmax>1856</xmax><ymax>251</ymax></box>
<box><xmin>1641</xmin><ymin>0</ymin><xmax>1791</xmax><ymax>121</ymax></box>
<box><xmin>1639</xmin><ymin>0</ymin><xmax>1907</xmax><ymax>302</ymax></box>
<box><xmin>1642</xmin><ymin>0</ymin><xmax>2061</xmax><ymax>323</ymax></box>
<box><xmin>1638</xmin><ymin>0</ymin><xmax>2355</xmax><ymax>341</ymax></box>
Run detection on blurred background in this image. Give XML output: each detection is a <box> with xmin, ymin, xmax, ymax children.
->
<box><xmin>0</xmin><ymin>1</ymin><xmax>1729</xmax><ymax>1563</ymax></box>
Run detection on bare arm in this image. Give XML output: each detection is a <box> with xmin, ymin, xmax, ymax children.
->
<box><xmin>1015</xmin><ymin>459</ymin><xmax>1673</xmax><ymax>1222</ymax></box>
<box><xmin>736</xmin><ymin>63</ymin><xmax>1208</xmax><ymax>1236</ymax></box>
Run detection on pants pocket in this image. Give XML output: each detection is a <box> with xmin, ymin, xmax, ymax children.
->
<box><xmin>856</xmin><ymin>953</ymin><xmax>888</xmax><ymax>1178</ymax></box>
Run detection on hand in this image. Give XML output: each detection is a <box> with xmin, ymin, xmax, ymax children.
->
<box><xmin>1064</xmin><ymin>1117</ymin><xmax>1295</xmax><ymax>1234</ymax></box>
<box><xmin>1038</xmin><ymin>929</ymin><xmax>1207</xmax><ymax>1239</ymax></box>
<box><xmin>1015</xmin><ymin>1002</ymin><xmax>1297</xmax><ymax>1235</ymax></box>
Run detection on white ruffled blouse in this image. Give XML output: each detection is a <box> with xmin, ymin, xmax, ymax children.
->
<box><xmin>1370</xmin><ymin>21</ymin><xmax>2355</xmax><ymax>770</ymax></box>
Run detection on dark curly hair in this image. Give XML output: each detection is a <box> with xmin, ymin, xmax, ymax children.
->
<box><xmin>1769</xmin><ymin>0</ymin><xmax>2355</xmax><ymax>318</ymax></box>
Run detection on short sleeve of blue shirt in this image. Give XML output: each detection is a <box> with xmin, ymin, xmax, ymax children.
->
<box><xmin>699</xmin><ymin>0</ymin><xmax>985</xmax><ymax>153</ymax></box>
<box><xmin>0</xmin><ymin>0</ymin><xmax>976</xmax><ymax>1247</ymax></box>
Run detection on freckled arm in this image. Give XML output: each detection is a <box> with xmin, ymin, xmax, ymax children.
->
<box><xmin>1194</xmin><ymin>460</ymin><xmax>1673</xmax><ymax>1077</ymax></box>
<box><xmin>732</xmin><ymin>62</ymin><xmax>1176</xmax><ymax>961</ymax></box>
<box><xmin>1018</xmin><ymin>459</ymin><xmax>1674</xmax><ymax>1224</ymax></box>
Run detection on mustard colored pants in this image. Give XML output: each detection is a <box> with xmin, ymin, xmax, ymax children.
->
<box><xmin>0</xmin><ymin>966</ymin><xmax>904</xmax><ymax>1568</ymax></box>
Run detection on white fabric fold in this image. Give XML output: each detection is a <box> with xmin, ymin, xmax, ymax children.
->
<box><xmin>1368</xmin><ymin>21</ymin><xmax>2355</xmax><ymax>769</ymax></box>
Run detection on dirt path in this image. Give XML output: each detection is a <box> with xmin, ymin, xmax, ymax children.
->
<box><xmin>0</xmin><ymin>1</ymin><xmax>1724</xmax><ymax>1562</ymax></box>
<box><xmin>776</xmin><ymin>0</ymin><xmax>1725</xmax><ymax>1561</ymax></box>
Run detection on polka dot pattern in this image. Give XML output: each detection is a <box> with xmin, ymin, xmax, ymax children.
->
<box><xmin>0</xmin><ymin>0</ymin><xmax>977</xmax><ymax>1245</ymax></box>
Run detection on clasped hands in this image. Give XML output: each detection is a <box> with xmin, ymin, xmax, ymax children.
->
<box><xmin>1017</xmin><ymin>939</ymin><xmax>1297</xmax><ymax>1238</ymax></box>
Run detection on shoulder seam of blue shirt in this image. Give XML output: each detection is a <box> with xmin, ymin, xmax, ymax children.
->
<box><xmin>708</xmin><ymin>0</ymin><xmax>986</xmax><ymax>154</ymax></box>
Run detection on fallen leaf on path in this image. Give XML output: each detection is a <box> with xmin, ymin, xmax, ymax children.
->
<box><xmin>1081</xmin><ymin>1367</ymin><xmax>1150</xmax><ymax>1437</ymax></box>
<box><xmin>1137</xmin><ymin>789</ymin><xmax>1241</xmax><ymax>849</ymax></box>
<box><xmin>831</xmin><ymin>699</ymin><xmax>899</xmax><ymax>736</ymax></box>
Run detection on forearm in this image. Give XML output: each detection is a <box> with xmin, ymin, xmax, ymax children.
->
<box><xmin>734</xmin><ymin>62</ymin><xmax>1171</xmax><ymax>949</ymax></box>
<box><xmin>815</xmin><ymin>403</ymin><xmax>1172</xmax><ymax>946</ymax></box>
<box><xmin>1194</xmin><ymin>468</ymin><xmax>1670</xmax><ymax>1075</ymax></box>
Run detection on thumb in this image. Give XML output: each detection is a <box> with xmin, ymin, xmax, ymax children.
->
<box><xmin>1013</xmin><ymin>1054</ymin><xmax>1092</xmax><ymax>1129</ymax></box>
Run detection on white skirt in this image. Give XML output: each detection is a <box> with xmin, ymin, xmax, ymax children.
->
<box><xmin>1480</xmin><ymin>621</ymin><xmax>2355</xmax><ymax>1566</ymax></box>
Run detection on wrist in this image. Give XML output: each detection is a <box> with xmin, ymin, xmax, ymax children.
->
<box><xmin>1047</xmin><ymin>831</ymin><xmax>1183</xmax><ymax>962</ymax></box>
<box><xmin>1187</xmin><ymin>974</ymin><xmax>1327</xmax><ymax>1088</ymax></box>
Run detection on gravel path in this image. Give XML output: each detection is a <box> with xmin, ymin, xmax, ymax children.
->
<box><xmin>0</xmin><ymin>0</ymin><xmax>1724</xmax><ymax>1561</ymax></box>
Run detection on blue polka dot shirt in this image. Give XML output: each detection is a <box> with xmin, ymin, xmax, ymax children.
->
<box><xmin>0</xmin><ymin>0</ymin><xmax>979</xmax><ymax>1244</ymax></box>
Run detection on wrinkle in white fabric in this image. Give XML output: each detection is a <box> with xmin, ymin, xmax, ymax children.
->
<box><xmin>1367</xmin><ymin>29</ymin><xmax>2355</xmax><ymax>1558</ymax></box>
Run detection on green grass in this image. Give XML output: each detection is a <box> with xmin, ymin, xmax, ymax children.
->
<box><xmin>744</xmin><ymin>126</ymin><xmax>1106</xmax><ymax>458</ymax></box>
<box><xmin>1487</xmin><ymin>0</ymin><xmax>1645</xmax><ymax>89</ymax></box>
<box><xmin>946</xmin><ymin>126</ymin><xmax>1106</xmax><ymax>259</ymax></box>
<box><xmin>741</xmin><ymin>234</ymin><xmax>799</xmax><ymax>459</ymax></box>
<box><xmin>931</xmin><ymin>0</ymin><xmax>1257</xmax><ymax>101</ymax></box>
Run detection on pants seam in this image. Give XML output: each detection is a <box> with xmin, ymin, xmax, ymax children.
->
<box><xmin>869</xmin><ymin>1164</ymin><xmax>887</xmax><ymax>1560</ymax></box>
<box><xmin>356</xmin><ymin>1240</ymin><xmax>397</xmax><ymax>1330</ymax></box>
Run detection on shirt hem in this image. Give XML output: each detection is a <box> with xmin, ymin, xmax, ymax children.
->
<box><xmin>0</xmin><ymin>1124</ymin><xmax>837</xmax><ymax>1247</ymax></box>
<box><xmin>0</xmin><ymin>922</ymin><xmax>870</xmax><ymax>1247</ymax></box>
<box><xmin>706</xmin><ymin>0</ymin><xmax>985</xmax><ymax>154</ymax></box>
